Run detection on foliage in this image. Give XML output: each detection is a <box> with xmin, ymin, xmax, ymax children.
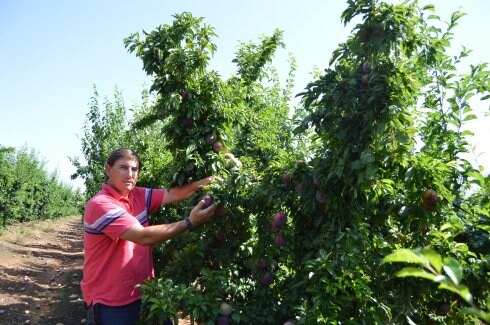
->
<box><xmin>70</xmin><ymin>86</ymin><xmax>130</xmax><ymax>199</ymax></box>
<box><xmin>75</xmin><ymin>1</ymin><xmax>490</xmax><ymax>323</ymax></box>
<box><xmin>382</xmin><ymin>247</ymin><xmax>490</xmax><ymax>323</ymax></box>
<box><xmin>0</xmin><ymin>145</ymin><xmax>82</xmax><ymax>227</ymax></box>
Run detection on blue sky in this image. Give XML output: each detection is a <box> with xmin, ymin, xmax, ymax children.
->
<box><xmin>1</xmin><ymin>1</ymin><xmax>489</xmax><ymax>190</ymax></box>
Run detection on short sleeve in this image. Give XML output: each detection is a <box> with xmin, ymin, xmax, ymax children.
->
<box><xmin>148</xmin><ymin>188</ymin><xmax>165</xmax><ymax>212</ymax></box>
<box><xmin>84</xmin><ymin>195</ymin><xmax>139</xmax><ymax>240</ymax></box>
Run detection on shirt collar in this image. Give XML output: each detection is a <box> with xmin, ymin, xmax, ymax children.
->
<box><xmin>102</xmin><ymin>183</ymin><xmax>130</xmax><ymax>203</ymax></box>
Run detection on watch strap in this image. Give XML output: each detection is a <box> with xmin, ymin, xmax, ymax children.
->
<box><xmin>184</xmin><ymin>217</ymin><xmax>194</xmax><ymax>231</ymax></box>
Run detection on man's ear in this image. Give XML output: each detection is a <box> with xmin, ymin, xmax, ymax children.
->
<box><xmin>104</xmin><ymin>164</ymin><xmax>111</xmax><ymax>177</ymax></box>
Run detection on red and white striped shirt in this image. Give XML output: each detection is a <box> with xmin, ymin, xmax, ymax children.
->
<box><xmin>81</xmin><ymin>183</ymin><xmax>164</xmax><ymax>306</ymax></box>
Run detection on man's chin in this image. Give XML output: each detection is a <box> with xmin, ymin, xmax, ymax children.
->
<box><xmin>119</xmin><ymin>183</ymin><xmax>135</xmax><ymax>193</ymax></box>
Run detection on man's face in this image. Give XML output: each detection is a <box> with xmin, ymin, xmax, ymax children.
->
<box><xmin>105</xmin><ymin>156</ymin><xmax>139</xmax><ymax>197</ymax></box>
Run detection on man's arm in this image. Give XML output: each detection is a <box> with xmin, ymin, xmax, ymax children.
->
<box><xmin>120</xmin><ymin>199</ymin><xmax>215</xmax><ymax>246</ymax></box>
<box><xmin>162</xmin><ymin>176</ymin><xmax>218</xmax><ymax>205</ymax></box>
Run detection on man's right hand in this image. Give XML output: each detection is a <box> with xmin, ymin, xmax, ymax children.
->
<box><xmin>188</xmin><ymin>199</ymin><xmax>216</xmax><ymax>227</ymax></box>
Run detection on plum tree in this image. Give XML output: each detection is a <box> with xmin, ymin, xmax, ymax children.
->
<box><xmin>122</xmin><ymin>3</ymin><xmax>490</xmax><ymax>324</ymax></box>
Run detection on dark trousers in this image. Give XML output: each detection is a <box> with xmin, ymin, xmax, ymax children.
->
<box><xmin>86</xmin><ymin>300</ymin><xmax>173</xmax><ymax>325</ymax></box>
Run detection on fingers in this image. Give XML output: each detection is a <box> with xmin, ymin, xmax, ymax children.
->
<box><xmin>213</xmin><ymin>176</ymin><xmax>224</xmax><ymax>182</ymax></box>
<box><xmin>210</xmin><ymin>175</ymin><xmax>223</xmax><ymax>182</ymax></box>
<box><xmin>200</xmin><ymin>176</ymin><xmax>223</xmax><ymax>187</ymax></box>
<box><xmin>189</xmin><ymin>200</ymin><xmax>216</xmax><ymax>227</ymax></box>
<box><xmin>201</xmin><ymin>202</ymin><xmax>217</xmax><ymax>215</ymax></box>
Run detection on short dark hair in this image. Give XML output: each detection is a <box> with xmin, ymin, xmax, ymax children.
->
<box><xmin>106</xmin><ymin>148</ymin><xmax>142</xmax><ymax>170</ymax></box>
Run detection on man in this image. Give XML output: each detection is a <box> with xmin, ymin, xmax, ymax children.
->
<box><xmin>81</xmin><ymin>148</ymin><xmax>218</xmax><ymax>324</ymax></box>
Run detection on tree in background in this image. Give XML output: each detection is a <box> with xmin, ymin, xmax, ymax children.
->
<box><xmin>0</xmin><ymin>145</ymin><xmax>82</xmax><ymax>227</ymax></box>
<box><xmin>70</xmin><ymin>86</ymin><xmax>129</xmax><ymax>199</ymax></box>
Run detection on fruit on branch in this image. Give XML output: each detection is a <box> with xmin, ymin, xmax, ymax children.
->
<box><xmin>362</xmin><ymin>60</ymin><xmax>372</xmax><ymax>73</ymax></box>
<box><xmin>422</xmin><ymin>189</ymin><xmax>439</xmax><ymax>212</ymax></box>
<box><xmin>202</xmin><ymin>195</ymin><xmax>214</xmax><ymax>208</ymax></box>
<box><xmin>275</xmin><ymin>235</ymin><xmax>286</xmax><ymax>246</ymax></box>
<box><xmin>315</xmin><ymin>190</ymin><xmax>326</xmax><ymax>204</ymax></box>
<box><xmin>437</xmin><ymin>303</ymin><xmax>450</xmax><ymax>316</ymax></box>
<box><xmin>361</xmin><ymin>74</ymin><xmax>369</xmax><ymax>86</ymax></box>
<box><xmin>180</xmin><ymin>90</ymin><xmax>190</xmax><ymax>103</ymax></box>
<box><xmin>217</xmin><ymin>315</ymin><xmax>230</xmax><ymax>325</ymax></box>
<box><xmin>273</xmin><ymin>211</ymin><xmax>287</xmax><ymax>227</ymax></box>
<box><xmin>281</xmin><ymin>173</ymin><xmax>292</xmax><ymax>184</ymax></box>
<box><xmin>225</xmin><ymin>153</ymin><xmax>242</xmax><ymax>169</ymax></box>
<box><xmin>212</xmin><ymin>141</ymin><xmax>224</xmax><ymax>152</ymax></box>
<box><xmin>261</xmin><ymin>271</ymin><xmax>273</xmax><ymax>286</ymax></box>
<box><xmin>182</xmin><ymin>118</ymin><xmax>194</xmax><ymax>128</ymax></box>
<box><xmin>219</xmin><ymin>302</ymin><xmax>233</xmax><ymax>316</ymax></box>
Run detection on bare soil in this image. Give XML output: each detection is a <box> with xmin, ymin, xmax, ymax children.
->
<box><xmin>0</xmin><ymin>215</ymin><xmax>85</xmax><ymax>325</ymax></box>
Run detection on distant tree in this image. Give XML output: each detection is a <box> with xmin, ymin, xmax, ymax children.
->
<box><xmin>70</xmin><ymin>86</ymin><xmax>129</xmax><ymax>198</ymax></box>
<box><xmin>0</xmin><ymin>146</ymin><xmax>16</xmax><ymax>227</ymax></box>
<box><xmin>0</xmin><ymin>145</ymin><xmax>81</xmax><ymax>226</ymax></box>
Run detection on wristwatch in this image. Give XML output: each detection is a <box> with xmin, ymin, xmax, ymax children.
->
<box><xmin>184</xmin><ymin>217</ymin><xmax>195</xmax><ymax>231</ymax></box>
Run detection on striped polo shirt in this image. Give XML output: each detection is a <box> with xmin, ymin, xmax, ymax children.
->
<box><xmin>81</xmin><ymin>183</ymin><xmax>164</xmax><ymax>306</ymax></box>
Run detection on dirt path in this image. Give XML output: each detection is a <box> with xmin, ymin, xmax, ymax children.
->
<box><xmin>0</xmin><ymin>215</ymin><xmax>85</xmax><ymax>324</ymax></box>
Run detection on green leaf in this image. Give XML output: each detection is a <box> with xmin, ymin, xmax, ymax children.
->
<box><xmin>382</xmin><ymin>249</ymin><xmax>427</xmax><ymax>266</ymax></box>
<box><xmin>395</xmin><ymin>267</ymin><xmax>436</xmax><ymax>281</ymax></box>
<box><xmin>461</xmin><ymin>130</ymin><xmax>474</xmax><ymax>137</ymax></box>
<box><xmin>351</xmin><ymin>159</ymin><xmax>363</xmax><ymax>170</ymax></box>
<box><xmin>477</xmin><ymin>224</ymin><xmax>490</xmax><ymax>233</ymax></box>
<box><xmin>453</xmin><ymin>243</ymin><xmax>469</xmax><ymax>255</ymax></box>
<box><xmin>438</xmin><ymin>281</ymin><xmax>473</xmax><ymax>304</ymax></box>
<box><xmin>440</xmin><ymin>223</ymin><xmax>454</xmax><ymax>231</ymax></box>
<box><xmin>319</xmin><ymin>249</ymin><xmax>328</xmax><ymax>259</ymax></box>
<box><xmin>450</xmin><ymin>11</ymin><xmax>467</xmax><ymax>24</ymax></box>
<box><xmin>231</xmin><ymin>313</ymin><xmax>241</xmax><ymax>322</ymax></box>
<box><xmin>185</xmin><ymin>144</ymin><xmax>196</xmax><ymax>157</ymax></box>
<box><xmin>443</xmin><ymin>257</ymin><xmax>462</xmax><ymax>285</ymax></box>
<box><xmin>422</xmin><ymin>4</ymin><xmax>435</xmax><ymax>11</ymax></box>
<box><xmin>421</xmin><ymin>248</ymin><xmax>443</xmax><ymax>273</ymax></box>
<box><xmin>406</xmin><ymin>316</ymin><xmax>417</xmax><ymax>325</ymax></box>
<box><xmin>462</xmin><ymin>307</ymin><xmax>490</xmax><ymax>323</ymax></box>
<box><xmin>361</xmin><ymin>152</ymin><xmax>375</xmax><ymax>164</ymax></box>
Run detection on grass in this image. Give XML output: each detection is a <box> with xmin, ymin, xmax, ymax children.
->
<box><xmin>0</xmin><ymin>215</ymin><xmax>81</xmax><ymax>245</ymax></box>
